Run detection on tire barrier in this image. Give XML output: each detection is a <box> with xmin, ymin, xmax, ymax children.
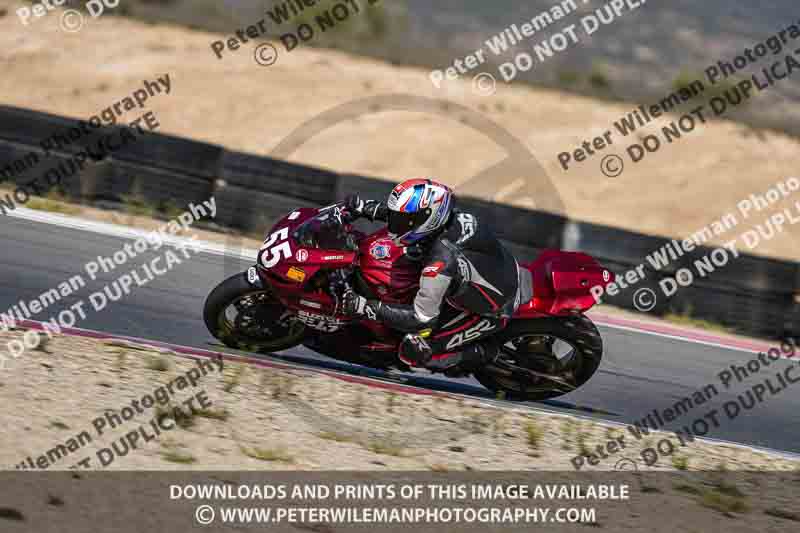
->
<box><xmin>458</xmin><ymin>197</ymin><xmax>567</xmax><ymax>251</ymax></box>
<box><xmin>109</xmin><ymin>162</ymin><xmax>215</xmax><ymax>208</ymax></box>
<box><xmin>0</xmin><ymin>106</ymin><xmax>78</xmax><ymax>148</ymax></box>
<box><xmin>334</xmin><ymin>173</ymin><xmax>395</xmax><ymax>204</ymax></box>
<box><xmin>668</xmin><ymin>285</ymin><xmax>789</xmax><ymax>340</ymax></box>
<box><xmin>0</xmin><ymin>106</ymin><xmax>798</xmax><ymax>339</ymax></box>
<box><xmin>595</xmin><ymin>260</ymin><xmax>674</xmax><ymax>317</ymax></box>
<box><xmin>220</xmin><ymin>150</ymin><xmax>338</xmax><ymax>205</ymax></box>
<box><xmin>0</xmin><ymin>140</ymin><xmax>41</xmax><ymax>185</ymax></box>
<box><xmin>111</xmin><ymin>131</ymin><xmax>222</xmax><ymax>181</ymax></box>
<box><xmin>213</xmin><ymin>181</ymin><xmax>323</xmax><ymax>232</ymax></box>
<box><xmin>562</xmin><ymin>221</ymin><xmax>683</xmax><ymax>272</ymax></box>
<box><xmin>788</xmin><ymin>300</ymin><xmax>800</xmax><ymax>342</ymax></box>
<box><xmin>678</xmin><ymin>244</ymin><xmax>798</xmax><ymax>295</ymax></box>
<box><xmin>502</xmin><ymin>242</ymin><xmax>543</xmax><ymax>266</ymax></box>
<box><xmin>0</xmin><ymin>105</ymin><xmax>222</xmax><ymax>181</ymax></box>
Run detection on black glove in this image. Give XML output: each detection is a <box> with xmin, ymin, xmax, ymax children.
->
<box><xmin>345</xmin><ymin>195</ymin><xmax>366</xmax><ymax>218</ymax></box>
<box><xmin>345</xmin><ymin>195</ymin><xmax>387</xmax><ymax>222</ymax></box>
<box><xmin>342</xmin><ymin>290</ymin><xmax>379</xmax><ymax>320</ymax></box>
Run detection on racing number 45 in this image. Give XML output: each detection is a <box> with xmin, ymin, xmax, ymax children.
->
<box><xmin>445</xmin><ymin>319</ymin><xmax>495</xmax><ymax>350</ymax></box>
<box><xmin>260</xmin><ymin>228</ymin><xmax>291</xmax><ymax>268</ymax></box>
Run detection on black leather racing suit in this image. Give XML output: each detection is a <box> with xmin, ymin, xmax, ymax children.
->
<box><xmin>355</xmin><ymin>200</ymin><xmax>521</xmax><ymax>368</ymax></box>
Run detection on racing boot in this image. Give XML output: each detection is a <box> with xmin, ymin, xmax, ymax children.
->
<box><xmin>399</xmin><ymin>333</ymin><xmax>499</xmax><ymax>376</ymax></box>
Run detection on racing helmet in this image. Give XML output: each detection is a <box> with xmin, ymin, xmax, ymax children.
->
<box><xmin>386</xmin><ymin>178</ymin><xmax>454</xmax><ymax>245</ymax></box>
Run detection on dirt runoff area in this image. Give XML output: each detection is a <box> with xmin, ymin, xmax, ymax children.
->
<box><xmin>0</xmin><ymin>328</ymin><xmax>797</xmax><ymax>474</ymax></box>
<box><xmin>1</xmin><ymin>4</ymin><xmax>800</xmax><ymax>262</ymax></box>
<box><xmin>2</xmin><ymin>330</ymin><xmax>800</xmax><ymax>529</ymax></box>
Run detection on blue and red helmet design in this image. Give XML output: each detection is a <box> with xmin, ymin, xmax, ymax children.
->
<box><xmin>386</xmin><ymin>178</ymin><xmax>454</xmax><ymax>245</ymax></box>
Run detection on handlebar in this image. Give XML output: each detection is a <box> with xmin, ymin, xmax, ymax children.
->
<box><xmin>292</xmin><ymin>202</ymin><xmax>360</xmax><ymax>252</ymax></box>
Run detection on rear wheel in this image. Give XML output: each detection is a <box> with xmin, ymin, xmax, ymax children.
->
<box><xmin>203</xmin><ymin>272</ymin><xmax>306</xmax><ymax>353</ymax></box>
<box><xmin>473</xmin><ymin>314</ymin><xmax>602</xmax><ymax>401</ymax></box>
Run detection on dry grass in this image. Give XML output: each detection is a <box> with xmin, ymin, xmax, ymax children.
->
<box><xmin>145</xmin><ymin>353</ymin><xmax>171</xmax><ymax>372</ymax></box>
<box><xmin>195</xmin><ymin>408</ymin><xmax>230</xmax><ymax>422</ymax></box>
<box><xmin>699</xmin><ymin>488</ymin><xmax>749</xmax><ymax>515</ymax></box>
<box><xmin>161</xmin><ymin>449</ymin><xmax>197</xmax><ymax>464</ymax></box>
<box><xmin>26</xmin><ymin>191</ymin><xmax>80</xmax><ymax>215</ymax></box>
<box><xmin>524</xmin><ymin>420</ymin><xmax>545</xmax><ymax>450</ymax></box>
<box><xmin>576</xmin><ymin>424</ymin><xmax>591</xmax><ymax>456</ymax></box>
<box><xmin>365</xmin><ymin>439</ymin><xmax>406</xmax><ymax>457</ymax></box>
<box><xmin>262</xmin><ymin>371</ymin><xmax>296</xmax><ymax>399</ymax></box>
<box><xmin>113</xmin><ymin>349</ymin><xmax>127</xmax><ymax>370</ymax></box>
<box><xmin>672</xmin><ymin>455</ymin><xmax>690</xmax><ymax>471</ymax></box>
<box><xmin>318</xmin><ymin>431</ymin><xmax>356</xmax><ymax>443</ymax></box>
<box><xmin>239</xmin><ymin>444</ymin><xmax>294</xmax><ymax>463</ymax></box>
<box><xmin>353</xmin><ymin>393</ymin><xmax>365</xmax><ymax>418</ymax></box>
<box><xmin>673</xmin><ymin>483</ymin><xmax>702</xmax><ymax>496</ymax></box>
<box><xmin>121</xmin><ymin>193</ymin><xmax>158</xmax><ymax>217</ymax></box>
<box><xmin>561</xmin><ymin>419</ymin><xmax>576</xmax><ymax>450</ymax></box>
<box><xmin>223</xmin><ymin>364</ymin><xmax>246</xmax><ymax>393</ymax></box>
<box><xmin>466</xmin><ymin>411</ymin><xmax>490</xmax><ymax>435</ymax></box>
<box><xmin>492</xmin><ymin>413</ymin><xmax>507</xmax><ymax>437</ymax></box>
<box><xmin>663</xmin><ymin>309</ymin><xmax>733</xmax><ymax>335</ymax></box>
<box><xmin>386</xmin><ymin>392</ymin><xmax>397</xmax><ymax>413</ymax></box>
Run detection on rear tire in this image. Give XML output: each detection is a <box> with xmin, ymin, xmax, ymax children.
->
<box><xmin>203</xmin><ymin>272</ymin><xmax>306</xmax><ymax>353</ymax></box>
<box><xmin>473</xmin><ymin>314</ymin><xmax>602</xmax><ymax>401</ymax></box>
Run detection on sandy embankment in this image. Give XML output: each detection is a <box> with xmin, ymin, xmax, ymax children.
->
<box><xmin>1</xmin><ymin>329</ymin><xmax>797</xmax><ymax>473</ymax></box>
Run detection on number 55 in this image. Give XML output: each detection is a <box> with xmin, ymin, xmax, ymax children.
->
<box><xmin>260</xmin><ymin>228</ymin><xmax>291</xmax><ymax>268</ymax></box>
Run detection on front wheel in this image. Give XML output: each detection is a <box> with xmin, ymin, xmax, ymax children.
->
<box><xmin>473</xmin><ymin>314</ymin><xmax>603</xmax><ymax>401</ymax></box>
<box><xmin>203</xmin><ymin>272</ymin><xmax>306</xmax><ymax>353</ymax></box>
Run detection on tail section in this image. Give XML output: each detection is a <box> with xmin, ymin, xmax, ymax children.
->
<box><xmin>515</xmin><ymin>250</ymin><xmax>615</xmax><ymax>317</ymax></box>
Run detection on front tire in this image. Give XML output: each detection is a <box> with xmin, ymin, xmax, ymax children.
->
<box><xmin>203</xmin><ymin>272</ymin><xmax>306</xmax><ymax>353</ymax></box>
<box><xmin>473</xmin><ymin>314</ymin><xmax>603</xmax><ymax>401</ymax></box>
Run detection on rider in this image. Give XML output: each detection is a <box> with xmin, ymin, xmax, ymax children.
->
<box><xmin>341</xmin><ymin>178</ymin><xmax>521</xmax><ymax>373</ymax></box>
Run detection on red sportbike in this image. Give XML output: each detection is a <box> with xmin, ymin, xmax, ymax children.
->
<box><xmin>204</xmin><ymin>203</ymin><xmax>615</xmax><ymax>400</ymax></box>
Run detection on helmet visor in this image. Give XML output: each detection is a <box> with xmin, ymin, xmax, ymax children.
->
<box><xmin>387</xmin><ymin>210</ymin><xmax>418</xmax><ymax>237</ymax></box>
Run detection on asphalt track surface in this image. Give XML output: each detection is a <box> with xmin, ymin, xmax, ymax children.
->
<box><xmin>2</xmin><ymin>212</ymin><xmax>799</xmax><ymax>456</ymax></box>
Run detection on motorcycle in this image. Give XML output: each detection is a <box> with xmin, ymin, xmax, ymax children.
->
<box><xmin>204</xmin><ymin>202</ymin><xmax>615</xmax><ymax>400</ymax></box>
